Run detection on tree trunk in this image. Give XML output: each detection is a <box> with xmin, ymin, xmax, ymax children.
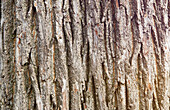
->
<box><xmin>0</xmin><ymin>0</ymin><xmax>169</xmax><ymax>110</ymax></box>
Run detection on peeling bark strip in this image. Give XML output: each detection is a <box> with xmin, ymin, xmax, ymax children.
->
<box><xmin>0</xmin><ymin>0</ymin><xmax>169</xmax><ymax>110</ymax></box>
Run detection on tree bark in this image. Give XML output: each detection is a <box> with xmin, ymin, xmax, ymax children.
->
<box><xmin>0</xmin><ymin>0</ymin><xmax>169</xmax><ymax>110</ymax></box>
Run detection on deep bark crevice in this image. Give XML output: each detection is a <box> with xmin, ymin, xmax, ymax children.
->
<box><xmin>85</xmin><ymin>41</ymin><xmax>90</xmax><ymax>91</ymax></box>
<box><xmin>36</xmin><ymin>65</ymin><xmax>41</xmax><ymax>93</ymax></box>
<box><xmin>92</xmin><ymin>75</ymin><xmax>97</xmax><ymax>110</ymax></box>
<box><xmin>102</xmin><ymin>62</ymin><xmax>108</xmax><ymax>108</ymax></box>
<box><xmin>26</xmin><ymin>0</ymin><xmax>31</xmax><ymax>18</ymax></box>
<box><xmin>43</xmin><ymin>0</ymin><xmax>47</xmax><ymax>17</ymax></box>
<box><xmin>129</xmin><ymin>13</ymin><xmax>138</xmax><ymax>66</ymax></box>
<box><xmin>68</xmin><ymin>0</ymin><xmax>74</xmax><ymax>45</ymax></box>
<box><xmin>125</xmin><ymin>75</ymin><xmax>128</xmax><ymax>110</ymax></box>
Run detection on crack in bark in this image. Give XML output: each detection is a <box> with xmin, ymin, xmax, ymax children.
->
<box><xmin>92</xmin><ymin>75</ymin><xmax>97</xmax><ymax>110</ymax></box>
<box><xmin>26</xmin><ymin>0</ymin><xmax>31</xmax><ymax>18</ymax></box>
<box><xmin>68</xmin><ymin>0</ymin><xmax>74</xmax><ymax>45</ymax></box>
<box><xmin>129</xmin><ymin>13</ymin><xmax>138</xmax><ymax>66</ymax></box>
<box><xmin>125</xmin><ymin>75</ymin><xmax>128</xmax><ymax>110</ymax></box>
<box><xmin>102</xmin><ymin>62</ymin><xmax>109</xmax><ymax>108</ymax></box>
<box><xmin>43</xmin><ymin>0</ymin><xmax>47</xmax><ymax>17</ymax></box>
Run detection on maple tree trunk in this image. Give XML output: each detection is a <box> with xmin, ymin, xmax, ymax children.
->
<box><xmin>0</xmin><ymin>0</ymin><xmax>169</xmax><ymax>110</ymax></box>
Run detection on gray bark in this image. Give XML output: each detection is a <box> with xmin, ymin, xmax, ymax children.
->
<box><xmin>0</xmin><ymin>0</ymin><xmax>169</xmax><ymax>110</ymax></box>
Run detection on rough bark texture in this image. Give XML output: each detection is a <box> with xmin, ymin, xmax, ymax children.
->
<box><xmin>0</xmin><ymin>0</ymin><xmax>169</xmax><ymax>110</ymax></box>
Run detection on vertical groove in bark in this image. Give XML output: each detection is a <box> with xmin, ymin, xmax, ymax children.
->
<box><xmin>91</xmin><ymin>75</ymin><xmax>97</xmax><ymax>110</ymax></box>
